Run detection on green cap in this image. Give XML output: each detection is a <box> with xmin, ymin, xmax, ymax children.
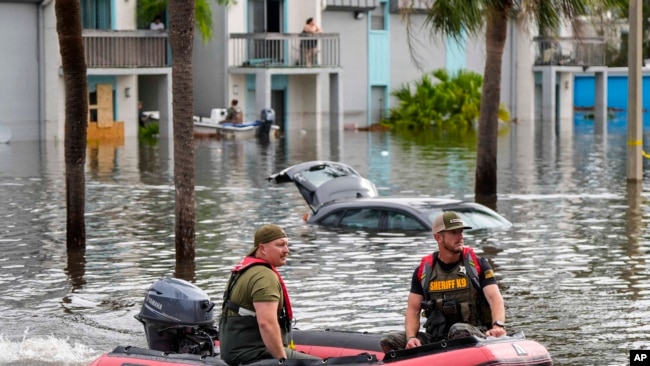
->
<box><xmin>247</xmin><ymin>224</ymin><xmax>288</xmax><ymax>256</ymax></box>
<box><xmin>432</xmin><ymin>211</ymin><xmax>472</xmax><ymax>233</ymax></box>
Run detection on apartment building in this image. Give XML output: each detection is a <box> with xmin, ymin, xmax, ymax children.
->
<box><xmin>193</xmin><ymin>0</ymin><xmax>537</xmax><ymax>132</ymax></box>
<box><xmin>0</xmin><ymin>0</ymin><xmax>172</xmax><ymax>142</ymax></box>
<box><xmin>0</xmin><ymin>0</ymin><xmax>543</xmax><ymax>142</ymax></box>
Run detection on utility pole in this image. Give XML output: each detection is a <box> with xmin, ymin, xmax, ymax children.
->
<box><xmin>627</xmin><ymin>0</ymin><xmax>643</xmax><ymax>182</ymax></box>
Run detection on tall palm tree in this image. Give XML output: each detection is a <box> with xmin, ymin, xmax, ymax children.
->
<box><xmin>403</xmin><ymin>0</ymin><xmax>625</xmax><ymax>207</ymax></box>
<box><xmin>168</xmin><ymin>0</ymin><xmax>197</xmax><ymax>265</ymax></box>
<box><xmin>55</xmin><ymin>0</ymin><xmax>88</xmax><ymax>249</ymax></box>
<box><xmin>166</xmin><ymin>0</ymin><xmax>235</xmax><ymax>268</ymax></box>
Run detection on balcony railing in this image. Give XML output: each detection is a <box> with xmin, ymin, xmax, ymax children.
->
<box><xmin>82</xmin><ymin>30</ymin><xmax>170</xmax><ymax>68</ymax></box>
<box><xmin>229</xmin><ymin>33</ymin><xmax>340</xmax><ymax>69</ymax></box>
<box><xmin>325</xmin><ymin>0</ymin><xmax>379</xmax><ymax>11</ymax></box>
<box><xmin>533</xmin><ymin>36</ymin><xmax>606</xmax><ymax>67</ymax></box>
<box><xmin>389</xmin><ymin>0</ymin><xmax>429</xmax><ymax>13</ymax></box>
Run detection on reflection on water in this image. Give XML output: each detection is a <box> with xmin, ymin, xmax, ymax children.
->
<box><xmin>0</xmin><ymin>119</ymin><xmax>649</xmax><ymax>365</ymax></box>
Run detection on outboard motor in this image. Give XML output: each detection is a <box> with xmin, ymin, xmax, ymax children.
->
<box><xmin>258</xmin><ymin>107</ymin><xmax>275</xmax><ymax>139</ymax></box>
<box><xmin>135</xmin><ymin>277</ymin><xmax>219</xmax><ymax>356</ymax></box>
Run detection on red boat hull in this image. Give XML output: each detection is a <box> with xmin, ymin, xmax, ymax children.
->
<box><xmin>291</xmin><ymin>329</ymin><xmax>552</xmax><ymax>366</ymax></box>
<box><xmin>91</xmin><ymin>329</ymin><xmax>552</xmax><ymax>366</ymax></box>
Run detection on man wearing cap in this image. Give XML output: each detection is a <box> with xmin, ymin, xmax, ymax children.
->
<box><xmin>219</xmin><ymin>224</ymin><xmax>321</xmax><ymax>365</ymax></box>
<box><xmin>380</xmin><ymin>211</ymin><xmax>507</xmax><ymax>352</ymax></box>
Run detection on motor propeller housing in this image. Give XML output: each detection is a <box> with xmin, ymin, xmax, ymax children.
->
<box><xmin>135</xmin><ymin>277</ymin><xmax>218</xmax><ymax>355</ymax></box>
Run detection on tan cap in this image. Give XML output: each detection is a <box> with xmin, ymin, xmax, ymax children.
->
<box><xmin>247</xmin><ymin>224</ymin><xmax>288</xmax><ymax>256</ymax></box>
<box><xmin>432</xmin><ymin>212</ymin><xmax>472</xmax><ymax>233</ymax></box>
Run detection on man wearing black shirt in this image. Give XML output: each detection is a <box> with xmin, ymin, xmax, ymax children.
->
<box><xmin>380</xmin><ymin>211</ymin><xmax>507</xmax><ymax>352</ymax></box>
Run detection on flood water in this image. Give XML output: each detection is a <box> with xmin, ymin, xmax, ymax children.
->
<box><xmin>0</xmin><ymin>118</ymin><xmax>649</xmax><ymax>365</ymax></box>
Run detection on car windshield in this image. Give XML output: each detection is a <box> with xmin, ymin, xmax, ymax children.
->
<box><xmin>426</xmin><ymin>209</ymin><xmax>510</xmax><ymax>231</ymax></box>
<box><xmin>461</xmin><ymin>211</ymin><xmax>510</xmax><ymax>229</ymax></box>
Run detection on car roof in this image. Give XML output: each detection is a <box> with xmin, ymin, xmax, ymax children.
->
<box><xmin>343</xmin><ymin>196</ymin><xmax>463</xmax><ymax>206</ymax></box>
<box><xmin>315</xmin><ymin>196</ymin><xmax>464</xmax><ymax>210</ymax></box>
<box><xmin>312</xmin><ymin>197</ymin><xmax>512</xmax><ymax>231</ymax></box>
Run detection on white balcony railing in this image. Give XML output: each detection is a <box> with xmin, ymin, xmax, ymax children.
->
<box><xmin>82</xmin><ymin>30</ymin><xmax>169</xmax><ymax>68</ymax></box>
<box><xmin>229</xmin><ymin>33</ymin><xmax>340</xmax><ymax>69</ymax></box>
<box><xmin>533</xmin><ymin>37</ymin><xmax>606</xmax><ymax>66</ymax></box>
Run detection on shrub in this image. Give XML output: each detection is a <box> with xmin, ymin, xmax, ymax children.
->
<box><xmin>383</xmin><ymin>69</ymin><xmax>510</xmax><ymax>132</ymax></box>
<box><xmin>139</xmin><ymin>121</ymin><xmax>159</xmax><ymax>145</ymax></box>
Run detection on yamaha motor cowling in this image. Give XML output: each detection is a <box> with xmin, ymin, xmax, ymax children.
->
<box><xmin>135</xmin><ymin>277</ymin><xmax>218</xmax><ymax>356</ymax></box>
<box><xmin>258</xmin><ymin>107</ymin><xmax>276</xmax><ymax>139</ymax></box>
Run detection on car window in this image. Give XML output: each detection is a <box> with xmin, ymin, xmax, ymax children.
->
<box><xmin>385</xmin><ymin>211</ymin><xmax>426</xmax><ymax>231</ymax></box>
<box><xmin>319</xmin><ymin>210</ymin><xmax>343</xmax><ymax>226</ymax></box>
<box><xmin>301</xmin><ymin>165</ymin><xmax>359</xmax><ymax>188</ymax></box>
<box><xmin>339</xmin><ymin>208</ymin><xmax>381</xmax><ymax>229</ymax></box>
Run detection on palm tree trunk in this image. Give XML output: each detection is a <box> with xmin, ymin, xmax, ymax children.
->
<box><xmin>169</xmin><ymin>0</ymin><xmax>197</xmax><ymax>266</ymax></box>
<box><xmin>475</xmin><ymin>7</ymin><xmax>509</xmax><ymax>208</ymax></box>
<box><xmin>55</xmin><ymin>0</ymin><xmax>87</xmax><ymax>249</ymax></box>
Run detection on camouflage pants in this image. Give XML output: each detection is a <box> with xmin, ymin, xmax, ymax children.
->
<box><xmin>379</xmin><ymin>323</ymin><xmax>486</xmax><ymax>352</ymax></box>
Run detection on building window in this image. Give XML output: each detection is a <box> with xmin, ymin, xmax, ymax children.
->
<box><xmin>371</xmin><ymin>2</ymin><xmax>386</xmax><ymax>30</ymax></box>
<box><xmin>81</xmin><ymin>0</ymin><xmax>111</xmax><ymax>29</ymax></box>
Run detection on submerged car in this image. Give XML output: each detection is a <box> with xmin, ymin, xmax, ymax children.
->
<box><xmin>267</xmin><ymin>161</ymin><xmax>512</xmax><ymax>233</ymax></box>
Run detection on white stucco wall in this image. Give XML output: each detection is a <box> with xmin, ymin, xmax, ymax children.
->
<box><xmin>41</xmin><ymin>2</ymin><xmax>64</xmax><ymax>141</ymax></box>
<box><xmin>114</xmin><ymin>0</ymin><xmax>137</xmax><ymax>30</ymax></box>
<box><xmin>115</xmin><ymin>74</ymin><xmax>138</xmax><ymax>137</ymax></box>
<box><xmin>321</xmin><ymin>10</ymin><xmax>369</xmax><ymax>118</ymax></box>
<box><xmin>0</xmin><ymin>3</ymin><xmax>40</xmax><ymax>141</ymax></box>
<box><xmin>193</xmin><ymin>3</ymin><xmax>229</xmax><ymax>115</ymax></box>
<box><xmin>288</xmin><ymin>0</ymin><xmax>321</xmax><ymax>33</ymax></box>
<box><xmin>508</xmin><ymin>22</ymin><xmax>536</xmax><ymax>122</ymax></box>
<box><xmin>388</xmin><ymin>14</ymin><xmax>446</xmax><ymax>108</ymax></box>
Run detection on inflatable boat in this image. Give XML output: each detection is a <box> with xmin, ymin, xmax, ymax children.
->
<box><xmin>90</xmin><ymin>278</ymin><xmax>553</xmax><ymax>366</ymax></box>
<box><xmin>213</xmin><ymin>120</ymin><xmax>280</xmax><ymax>140</ymax></box>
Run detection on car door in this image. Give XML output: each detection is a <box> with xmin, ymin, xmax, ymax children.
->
<box><xmin>318</xmin><ymin>207</ymin><xmax>427</xmax><ymax>232</ymax></box>
<box><xmin>383</xmin><ymin>210</ymin><xmax>428</xmax><ymax>231</ymax></box>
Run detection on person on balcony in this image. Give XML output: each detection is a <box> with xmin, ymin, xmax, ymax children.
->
<box><xmin>150</xmin><ymin>16</ymin><xmax>165</xmax><ymax>32</ymax></box>
<box><xmin>300</xmin><ymin>18</ymin><xmax>321</xmax><ymax>67</ymax></box>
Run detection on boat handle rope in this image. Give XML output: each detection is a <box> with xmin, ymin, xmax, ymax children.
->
<box><xmin>288</xmin><ymin>318</ymin><xmax>297</xmax><ymax>350</ymax></box>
